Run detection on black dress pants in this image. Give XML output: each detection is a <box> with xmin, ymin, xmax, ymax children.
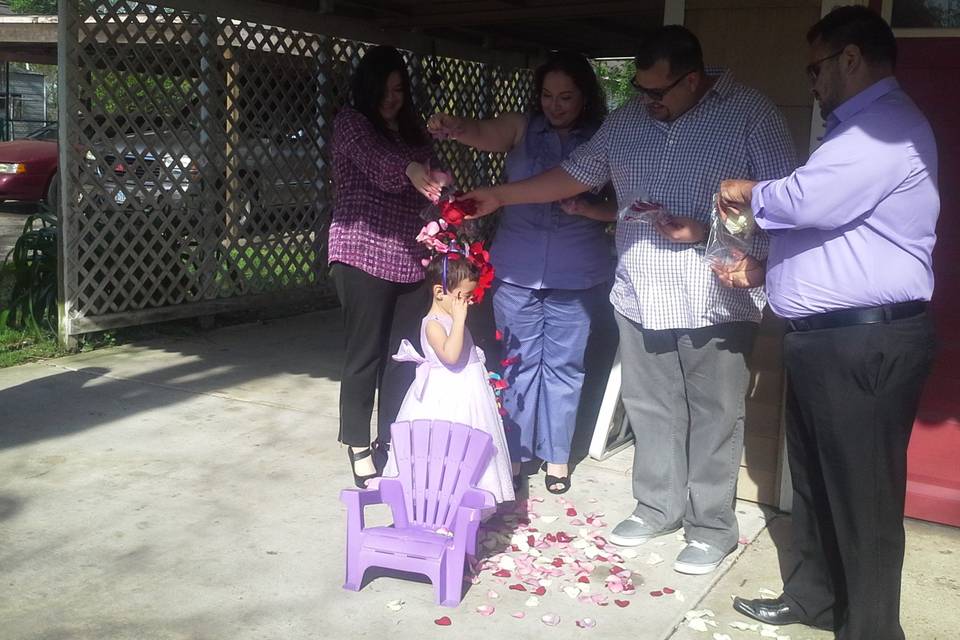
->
<box><xmin>331</xmin><ymin>262</ymin><xmax>429</xmax><ymax>447</ymax></box>
<box><xmin>780</xmin><ymin>311</ymin><xmax>936</xmax><ymax>640</ymax></box>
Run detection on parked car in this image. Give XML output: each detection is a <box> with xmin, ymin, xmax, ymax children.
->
<box><xmin>0</xmin><ymin>123</ymin><xmax>58</xmax><ymax>204</ymax></box>
<box><xmin>86</xmin><ymin>129</ymin><xmax>202</xmax><ymax>208</ymax></box>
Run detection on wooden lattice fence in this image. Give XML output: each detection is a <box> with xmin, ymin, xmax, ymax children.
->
<box><xmin>57</xmin><ymin>0</ymin><xmax>534</xmax><ymax>339</ymax></box>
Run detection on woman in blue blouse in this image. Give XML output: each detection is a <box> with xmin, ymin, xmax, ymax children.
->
<box><xmin>428</xmin><ymin>51</ymin><xmax>614</xmax><ymax>494</ymax></box>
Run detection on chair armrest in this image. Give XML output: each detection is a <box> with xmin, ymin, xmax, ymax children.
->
<box><xmin>460</xmin><ymin>487</ymin><xmax>496</xmax><ymax>511</ymax></box>
<box><xmin>340</xmin><ymin>487</ymin><xmax>384</xmax><ymax>532</ymax></box>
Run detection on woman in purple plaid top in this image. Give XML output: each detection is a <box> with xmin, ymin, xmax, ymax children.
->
<box><xmin>329</xmin><ymin>45</ymin><xmax>448</xmax><ymax>487</ymax></box>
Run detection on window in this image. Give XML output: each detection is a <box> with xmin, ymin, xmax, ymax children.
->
<box><xmin>884</xmin><ymin>0</ymin><xmax>960</xmax><ymax>34</ymax></box>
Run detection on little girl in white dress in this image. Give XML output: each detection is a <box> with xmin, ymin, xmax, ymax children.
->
<box><xmin>382</xmin><ymin>253</ymin><xmax>515</xmax><ymax>504</ymax></box>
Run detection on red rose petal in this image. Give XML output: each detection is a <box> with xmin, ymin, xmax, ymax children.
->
<box><xmin>609</xmin><ymin>566</ymin><xmax>624</xmax><ymax>575</ymax></box>
<box><xmin>662</xmin><ymin>587</ymin><xmax>675</xmax><ymax>595</ymax></box>
<box><xmin>614</xmin><ymin>600</ymin><xmax>630</xmax><ymax>608</ymax></box>
<box><xmin>577</xmin><ymin>576</ymin><xmax>590</xmax><ymax>584</ymax></box>
<box><xmin>434</xmin><ymin>616</ymin><xmax>452</xmax><ymax>626</ymax></box>
<box><xmin>566</xmin><ymin>508</ymin><xmax>578</xmax><ymax>517</ymax></box>
<box><xmin>509</xmin><ymin>584</ymin><xmax>527</xmax><ymax>592</ymax></box>
<box><xmin>493</xmin><ymin>570</ymin><xmax>512</xmax><ymax>578</ymax></box>
<box><xmin>551</xmin><ymin>558</ymin><xmax>564</xmax><ymax>567</ymax></box>
<box><xmin>649</xmin><ymin>590</ymin><xmax>663</xmax><ymax>597</ymax></box>
<box><xmin>533</xmin><ymin>586</ymin><xmax>546</xmax><ymax>596</ymax></box>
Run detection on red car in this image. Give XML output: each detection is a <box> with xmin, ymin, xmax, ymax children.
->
<box><xmin>0</xmin><ymin>124</ymin><xmax>59</xmax><ymax>204</ymax></box>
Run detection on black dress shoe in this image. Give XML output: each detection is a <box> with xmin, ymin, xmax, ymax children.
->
<box><xmin>732</xmin><ymin>597</ymin><xmax>801</xmax><ymax>626</ymax></box>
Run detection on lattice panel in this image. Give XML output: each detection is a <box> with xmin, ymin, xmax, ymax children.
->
<box><xmin>60</xmin><ymin>0</ymin><xmax>533</xmax><ymax>334</ymax></box>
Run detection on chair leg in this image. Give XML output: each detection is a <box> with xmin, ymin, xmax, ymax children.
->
<box><xmin>344</xmin><ymin>552</ymin><xmax>365</xmax><ymax>591</ymax></box>
<box><xmin>439</xmin><ymin>553</ymin><xmax>466</xmax><ymax>607</ymax></box>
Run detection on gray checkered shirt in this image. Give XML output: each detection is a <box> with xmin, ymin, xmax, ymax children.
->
<box><xmin>563</xmin><ymin>69</ymin><xmax>797</xmax><ymax>330</ymax></box>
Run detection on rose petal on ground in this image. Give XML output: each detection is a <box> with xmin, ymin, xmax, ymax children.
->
<box><xmin>525</xmin><ymin>596</ymin><xmax>541</xmax><ymax>607</ymax></box>
<box><xmin>646</xmin><ymin>552</ymin><xmax>664</xmax><ymax>566</ymax></box>
<box><xmin>539</xmin><ymin>579</ymin><xmax>553</xmax><ymax>587</ymax></box>
<box><xmin>476</xmin><ymin>605</ymin><xmax>495</xmax><ymax>617</ymax></box>
<box><xmin>576</xmin><ymin>618</ymin><xmax>597</xmax><ymax>629</ymax></box>
<box><xmin>619</xmin><ymin>548</ymin><xmax>638</xmax><ymax>559</ymax></box>
<box><xmin>511</xmin><ymin>611</ymin><xmax>526</xmax><ymax>619</ymax></box>
<box><xmin>493</xmin><ymin>569</ymin><xmax>512</xmax><ymax>578</ymax></box>
<box><xmin>649</xmin><ymin>590</ymin><xmax>664</xmax><ymax>597</ymax></box>
<box><xmin>487</xmin><ymin>590</ymin><xmax>500</xmax><ymax>599</ymax></box>
<box><xmin>688</xmin><ymin>619</ymin><xmax>710</xmax><ymax>632</ymax></box>
<box><xmin>614</xmin><ymin>599</ymin><xmax>630</xmax><ymax>608</ymax></box>
<box><xmin>662</xmin><ymin>587</ymin><xmax>675</xmax><ymax>595</ymax></box>
<box><xmin>570</xmin><ymin>518</ymin><xmax>586</xmax><ymax>526</ymax></box>
<box><xmin>566</xmin><ymin>508</ymin><xmax>578</xmax><ymax>517</ymax></box>
<box><xmin>533</xmin><ymin>586</ymin><xmax>546</xmax><ymax>596</ymax></box>
<box><xmin>539</xmin><ymin>515</ymin><xmax>559</xmax><ymax>524</ymax></box>
<box><xmin>386</xmin><ymin>600</ymin><xmax>405</xmax><ymax>611</ymax></box>
<box><xmin>675</xmin><ymin>593</ymin><xmax>686</xmax><ymax>602</ymax></box>
<box><xmin>541</xmin><ymin>614</ymin><xmax>561</xmax><ymax>626</ymax></box>
<box><xmin>563</xmin><ymin>586</ymin><xmax>581</xmax><ymax>599</ymax></box>
<box><xmin>509</xmin><ymin>584</ymin><xmax>527</xmax><ymax>591</ymax></box>
<box><xmin>434</xmin><ymin>616</ymin><xmax>452</xmax><ymax>626</ymax></box>
<box><xmin>577</xmin><ymin>576</ymin><xmax>590</xmax><ymax>584</ymax></box>
<box><xmin>738</xmin><ymin>536</ymin><xmax>750</xmax><ymax>545</ymax></box>
<box><xmin>609</xmin><ymin>566</ymin><xmax>624</xmax><ymax>575</ymax></box>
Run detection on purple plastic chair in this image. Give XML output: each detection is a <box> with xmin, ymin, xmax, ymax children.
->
<box><xmin>340</xmin><ymin>419</ymin><xmax>496</xmax><ymax>607</ymax></box>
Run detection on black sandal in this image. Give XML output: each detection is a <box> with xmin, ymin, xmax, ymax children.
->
<box><xmin>544</xmin><ymin>474</ymin><xmax>571</xmax><ymax>495</ymax></box>
<box><xmin>347</xmin><ymin>447</ymin><xmax>378</xmax><ymax>488</ymax></box>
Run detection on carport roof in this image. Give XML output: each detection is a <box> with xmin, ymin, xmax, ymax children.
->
<box><xmin>0</xmin><ymin>1</ymin><xmax>666</xmax><ymax>68</ymax></box>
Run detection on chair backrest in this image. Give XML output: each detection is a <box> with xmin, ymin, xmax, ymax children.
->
<box><xmin>389</xmin><ymin>420</ymin><xmax>494</xmax><ymax>529</ymax></box>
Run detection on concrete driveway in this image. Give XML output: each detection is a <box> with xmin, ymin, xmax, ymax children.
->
<box><xmin>0</xmin><ymin>310</ymin><xmax>956</xmax><ymax>640</ymax></box>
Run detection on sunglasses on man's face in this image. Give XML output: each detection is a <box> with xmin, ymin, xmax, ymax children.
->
<box><xmin>631</xmin><ymin>71</ymin><xmax>691</xmax><ymax>102</ymax></box>
<box><xmin>805</xmin><ymin>50</ymin><xmax>843</xmax><ymax>82</ymax></box>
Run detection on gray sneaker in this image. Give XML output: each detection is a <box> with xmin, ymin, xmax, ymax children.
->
<box><xmin>673</xmin><ymin>540</ymin><xmax>734</xmax><ymax>575</ymax></box>
<box><xmin>608</xmin><ymin>515</ymin><xmax>680</xmax><ymax>547</ymax></box>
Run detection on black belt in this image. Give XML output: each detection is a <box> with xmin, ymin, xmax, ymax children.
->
<box><xmin>786</xmin><ymin>301</ymin><xmax>928</xmax><ymax>333</ymax></box>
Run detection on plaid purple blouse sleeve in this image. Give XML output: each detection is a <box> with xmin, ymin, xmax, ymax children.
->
<box><xmin>328</xmin><ymin>107</ymin><xmax>434</xmax><ymax>283</ymax></box>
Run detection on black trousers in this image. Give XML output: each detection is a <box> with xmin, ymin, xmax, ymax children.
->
<box><xmin>331</xmin><ymin>262</ymin><xmax>430</xmax><ymax>447</ymax></box>
<box><xmin>780</xmin><ymin>311</ymin><xmax>936</xmax><ymax>640</ymax></box>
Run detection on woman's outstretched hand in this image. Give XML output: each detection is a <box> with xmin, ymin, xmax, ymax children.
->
<box><xmin>426</xmin><ymin>113</ymin><xmax>465</xmax><ymax>140</ymax></box>
<box><xmin>406</xmin><ymin>161</ymin><xmax>446</xmax><ymax>202</ymax></box>
<box><xmin>458</xmin><ymin>187</ymin><xmax>502</xmax><ymax>219</ymax></box>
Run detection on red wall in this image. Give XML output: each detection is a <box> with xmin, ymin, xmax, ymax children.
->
<box><xmin>897</xmin><ymin>38</ymin><xmax>960</xmax><ymax>527</ymax></box>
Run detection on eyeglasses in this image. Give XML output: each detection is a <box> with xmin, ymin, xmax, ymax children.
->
<box><xmin>631</xmin><ymin>71</ymin><xmax>691</xmax><ymax>102</ymax></box>
<box><xmin>805</xmin><ymin>50</ymin><xmax>843</xmax><ymax>82</ymax></box>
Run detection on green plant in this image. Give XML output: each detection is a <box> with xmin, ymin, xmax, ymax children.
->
<box><xmin>1</xmin><ymin>205</ymin><xmax>59</xmax><ymax>333</ymax></box>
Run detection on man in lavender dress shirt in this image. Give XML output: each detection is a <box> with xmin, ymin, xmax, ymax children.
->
<box><xmin>715</xmin><ymin>8</ymin><xmax>938</xmax><ymax>640</ymax></box>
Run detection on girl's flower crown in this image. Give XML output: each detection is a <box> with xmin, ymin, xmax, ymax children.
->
<box><xmin>417</xmin><ymin>194</ymin><xmax>495</xmax><ymax>303</ymax></box>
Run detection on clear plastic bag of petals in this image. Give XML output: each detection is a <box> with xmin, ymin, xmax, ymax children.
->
<box><xmin>702</xmin><ymin>195</ymin><xmax>754</xmax><ymax>268</ymax></box>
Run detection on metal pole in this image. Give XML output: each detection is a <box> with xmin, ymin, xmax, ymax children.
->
<box><xmin>5</xmin><ymin>61</ymin><xmax>10</xmax><ymax>140</ymax></box>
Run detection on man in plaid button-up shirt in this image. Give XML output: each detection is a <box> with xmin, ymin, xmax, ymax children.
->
<box><xmin>464</xmin><ymin>26</ymin><xmax>795</xmax><ymax>574</ymax></box>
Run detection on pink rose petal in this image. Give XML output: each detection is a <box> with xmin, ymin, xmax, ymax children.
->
<box><xmin>575</xmin><ymin>618</ymin><xmax>597</xmax><ymax>629</ymax></box>
<box><xmin>566</xmin><ymin>508</ymin><xmax>578</xmax><ymax>517</ymax></box>
<box><xmin>435</xmin><ymin>616</ymin><xmax>452</xmax><ymax>626</ymax></box>
<box><xmin>541</xmin><ymin>614</ymin><xmax>561</xmax><ymax>626</ymax></box>
<box><xmin>511</xmin><ymin>611</ymin><xmax>526</xmax><ymax>619</ymax></box>
<box><xmin>570</xmin><ymin>518</ymin><xmax>586</xmax><ymax>526</ymax></box>
<box><xmin>487</xmin><ymin>589</ymin><xmax>500</xmax><ymax>599</ymax></box>
<box><xmin>476</xmin><ymin>605</ymin><xmax>495</xmax><ymax>617</ymax></box>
